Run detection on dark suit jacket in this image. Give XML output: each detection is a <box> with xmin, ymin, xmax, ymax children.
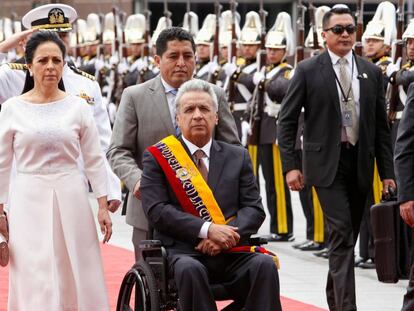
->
<box><xmin>107</xmin><ymin>75</ymin><xmax>239</xmax><ymax>230</ymax></box>
<box><xmin>140</xmin><ymin>138</ymin><xmax>265</xmax><ymax>252</ymax></box>
<box><xmin>395</xmin><ymin>83</ymin><xmax>414</xmax><ymax>202</ymax></box>
<box><xmin>278</xmin><ymin>51</ymin><xmax>394</xmax><ymax>191</ymax></box>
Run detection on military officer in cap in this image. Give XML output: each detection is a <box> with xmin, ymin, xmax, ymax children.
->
<box><xmin>223</xmin><ymin>11</ymin><xmax>261</xmax><ymax>139</ymax></box>
<box><xmin>244</xmin><ymin>12</ymin><xmax>295</xmax><ymax>242</ymax></box>
<box><xmin>0</xmin><ymin>3</ymin><xmax>122</xmax><ymax>211</ymax></box>
<box><xmin>194</xmin><ymin>14</ymin><xmax>216</xmax><ymax>81</ymax></box>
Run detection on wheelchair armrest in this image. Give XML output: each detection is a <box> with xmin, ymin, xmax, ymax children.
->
<box><xmin>248</xmin><ymin>237</ymin><xmax>268</xmax><ymax>246</ymax></box>
<box><xmin>139</xmin><ymin>239</ymin><xmax>162</xmax><ymax>249</ymax></box>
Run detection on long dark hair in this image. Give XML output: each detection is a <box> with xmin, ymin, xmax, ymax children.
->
<box><xmin>22</xmin><ymin>31</ymin><xmax>66</xmax><ymax>94</ymax></box>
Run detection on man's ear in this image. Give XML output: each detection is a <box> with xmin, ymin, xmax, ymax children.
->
<box><xmin>154</xmin><ymin>55</ymin><xmax>161</xmax><ymax>68</ymax></box>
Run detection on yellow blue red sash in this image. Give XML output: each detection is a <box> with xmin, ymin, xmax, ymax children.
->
<box><xmin>147</xmin><ymin>135</ymin><xmax>227</xmax><ymax>224</ymax></box>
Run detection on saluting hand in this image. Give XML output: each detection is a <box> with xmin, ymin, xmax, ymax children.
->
<box><xmin>0</xmin><ymin>29</ymin><xmax>36</xmax><ymax>53</ymax></box>
<box><xmin>400</xmin><ymin>201</ymin><xmax>414</xmax><ymax>227</ymax></box>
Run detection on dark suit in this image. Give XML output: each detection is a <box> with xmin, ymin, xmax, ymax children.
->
<box><xmin>107</xmin><ymin>75</ymin><xmax>239</xmax><ymax>260</ymax></box>
<box><xmin>395</xmin><ymin>83</ymin><xmax>414</xmax><ymax>311</ymax></box>
<box><xmin>278</xmin><ymin>51</ymin><xmax>394</xmax><ymax>311</ymax></box>
<box><xmin>140</xmin><ymin>138</ymin><xmax>281</xmax><ymax>311</ymax></box>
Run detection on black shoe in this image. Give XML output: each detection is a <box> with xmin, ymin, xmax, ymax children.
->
<box><xmin>358</xmin><ymin>258</ymin><xmax>375</xmax><ymax>269</ymax></box>
<box><xmin>354</xmin><ymin>257</ymin><xmax>367</xmax><ymax>267</ymax></box>
<box><xmin>292</xmin><ymin>240</ymin><xmax>312</xmax><ymax>249</ymax></box>
<box><xmin>264</xmin><ymin>233</ymin><xmax>295</xmax><ymax>242</ymax></box>
<box><xmin>313</xmin><ymin>247</ymin><xmax>329</xmax><ymax>258</ymax></box>
<box><xmin>298</xmin><ymin>241</ymin><xmax>325</xmax><ymax>251</ymax></box>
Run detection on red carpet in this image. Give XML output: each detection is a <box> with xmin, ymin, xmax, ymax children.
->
<box><xmin>0</xmin><ymin>244</ymin><xmax>326</xmax><ymax>310</ymax></box>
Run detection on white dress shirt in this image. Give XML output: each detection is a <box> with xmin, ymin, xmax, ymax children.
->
<box><xmin>182</xmin><ymin>135</ymin><xmax>213</xmax><ymax>238</ymax></box>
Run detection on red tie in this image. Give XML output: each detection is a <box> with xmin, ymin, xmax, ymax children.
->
<box><xmin>194</xmin><ymin>149</ymin><xmax>208</xmax><ymax>181</ymax></box>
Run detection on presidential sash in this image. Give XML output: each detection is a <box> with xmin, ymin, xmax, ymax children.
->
<box><xmin>147</xmin><ymin>135</ymin><xmax>228</xmax><ymax>224</ymax></box>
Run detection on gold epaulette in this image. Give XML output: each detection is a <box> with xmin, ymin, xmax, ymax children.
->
<box><xmin>7</xmin><ymin>63</ymin><xmax>27</xmax><ymax>70</ymax></box>
<box><xmin>402</xmin><ymin>62</ymin><xmax>412</xmax><ymax>70</ymax></box>
<box><xmin>68</xmin><ymin>65</ymin><xmax>96</xmax><ymax>81</ymax></box>
<box><xmin>236</xmin><ymin>57</ymin><xmax>245</xmax><ymax>66</ymax></box>
<box><xmin>284</xmin><ymin>69</ymin><xmax>292</xmax><ymax>80</ymax></box>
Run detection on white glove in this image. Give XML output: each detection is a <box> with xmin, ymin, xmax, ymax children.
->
<box><xmin>253</xmin><ymin>70</ymin><xmax>265</xmax><ymax>86</ymax></box>
<box><xmin>95</xmin><ymin>58</ymin><xmax>105</xmax><ymax>71</ymax></box>
<box><xmin>241</xmin><ymin>121</ymin><xmax>252</xmax><ymax>146</ymax></box>
<box><xmin>386</xmin><ymin>57</ymin><xmax>402</xmax><ymax>78</ymax></box>
<box><xmin>136</xmin><ymin>57</ymin><xmax>148</xmax><ymax>72</ymax></box>
<box><xmin>223</xmin><ymin>61</ymin><xmax>238</xmax><ymax>77</ymax></box>
<box><xmin>109</xmin><ymin>55</ymin><xmax>119</xmax><ymax>66</ymax></box>
<box><xmin>207</xmin><ymin>60</ymin><xmax>220</xmax><ymax>74</ymax></box>
<box><xmin>264</xmin><ymin>102</ymin><xmax>281</xmax><ymax>118</ymax></box>
<box><xmin>117</xmin><ymin>60</ymin><xmax>129</xmax><ymax>74</ymax></box>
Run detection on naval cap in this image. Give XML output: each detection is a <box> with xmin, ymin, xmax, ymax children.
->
<box><xmin>22</xmin><ymin>3</ymin><xmax>77</xmax><ymax>32</ymax></box>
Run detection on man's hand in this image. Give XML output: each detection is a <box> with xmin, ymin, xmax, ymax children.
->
<box><xmin>108</xmin><ymin>200</ymin><xmax>122</xmax><ymax>213</ymax></box>
<box><xmin>195</xmin><ymin>239</ymin><xmax>222</xmax><ymax>256</ymax></box>
<box><xmin>382</xmin><ymin>179</ymin><xmax>397</xmax><ymax>197</ymax></box>
<box><xmin>207</xmin><ymin>223</ymin><xmax>240</xmax><ymax>249</ymax></box>
<box><xmin>400</xmin><ymin>201</ymin><xmax>414</xmax><ymax>227</ymax></box>
<box><xmin>0</xmin><ymin>29</ymin><xmax>36</xmax><ymax>53</ymax></box>
<box><xmin>286</xmin><ymin>169</ymin><xmax>304</xmax><ymax>191</ymax></box>
<box><xmin>133</xmin><ymin>179</ymin><xmax>141</xmax><ymax>199</ymax></box>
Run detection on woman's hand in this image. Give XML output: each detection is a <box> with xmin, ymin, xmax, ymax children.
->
<box><xmin>97</xmin><ymin>197</ymin><xmax>112</xmax><ymax>243</ymax></box>
<box><xmin>0</xmin><ymin>214</ymin><xmax>8</xmax><ymax>242</ymax></box>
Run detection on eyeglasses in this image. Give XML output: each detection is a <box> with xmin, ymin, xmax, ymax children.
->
<box><xmin>324</xmin><ymin>25</ymin><xmax>357</xmax><ymax>35</ymax></box>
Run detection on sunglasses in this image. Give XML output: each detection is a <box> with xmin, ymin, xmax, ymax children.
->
<box><xmin>324</xmin><ymin>25</ymin><xmax>357</xmax><ymax>35</ymax></box>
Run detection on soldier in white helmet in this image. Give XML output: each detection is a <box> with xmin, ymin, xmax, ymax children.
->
<box><xmin>223</xmin><ymin>11</ymin><xmax>261</xmax><ymax>138</ymax></box>
<box><xmin>182</xmin><ymin>11</ymin><xmax>199</xmax><ymax>39</ymax></box>
<box><xmin>244</xmin><ymin>12</ymin><xmax>296</xmax><ymax>242</ymax></box>
<box><xmin>151</xmin><ymin>16</ymin><xmax>171</xmax><ymax>55</ymax></box>
<box><xmin>123</xmin><ymin>14</ymin><xmax>159</xmax><ymax>87</ymax></box>
<box><xmin>362</xmin><ymin>1</ymin><xmax>396</xmax><ymax>87</ymax></box>
<box><xmin>355</xmin><ymin>1</ymin><xmax>397</xmax><ymax>270</ymax></box>
<box><xmin>194</xmin><ymin>14</ymin><xmax>216</xmax><ymax>81</ymax></box>
<box><xmin>305</xmin><ymin>6</ymin><xmax>330</xmax><ymax>54</ymax></box>
<box><xmin>79</xmin><ymin>13</ymin><xmax>102</xmax><ymax>76</ymax></box>
<box><xmin>0</xmin><ymin>4</ymin><xmax>121</xmax><ymax>211</ymax></box>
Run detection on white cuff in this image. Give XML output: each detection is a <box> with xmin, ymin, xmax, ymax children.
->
<box><xmin>198</xmin><ymin>222</ymin><xmax>211</xmax><ymax>239</ymax></box>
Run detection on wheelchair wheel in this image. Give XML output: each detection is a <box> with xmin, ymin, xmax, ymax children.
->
<box><xmin>117</xmin><ymin>259</ymin><xmax>160</xmax><ymax>311</ymax></box>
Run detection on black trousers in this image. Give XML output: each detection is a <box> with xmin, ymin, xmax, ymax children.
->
<box><xmin>315</xmin><ymin>143</ymin><xmax>367</xmax><ymax>311</ymax></box>
<box><xmin>358</xmin><ymin>192</ymin><xmax>375</xmax><ymax>260</ymax></box>
<box><xmin>168</xmin><ymin>250</ymin><xmax>281</xmax><ymax>311</ymax></box>
<box><xmin>257</xmin><ymin>144</ymin><xmax>293</xmax><ymax>234</ymax></box>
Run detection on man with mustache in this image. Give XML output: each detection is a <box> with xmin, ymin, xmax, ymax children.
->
<box><xmin>107</xmin><ymin>27</ymin><xmax>239</xmax><ymax>261</ymax></box>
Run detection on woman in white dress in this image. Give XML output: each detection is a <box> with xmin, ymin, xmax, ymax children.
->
<box><xmin>0</xmin><ymin>31</ymin><xmax>112</xmax><ymax>310</ymax></box>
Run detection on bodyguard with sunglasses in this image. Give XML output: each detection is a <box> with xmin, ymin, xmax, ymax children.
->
<box><xmin>278</xmin><ymin>6</ymin><xmax>395</xmax><ymax>311</ymax></box>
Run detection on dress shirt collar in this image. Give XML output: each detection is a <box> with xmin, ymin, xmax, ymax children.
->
<box><xmin>160</xmin><ymin>76</ymin><xmax>177</xmax><ymax>94</ymax></box>
<box><xmin>327</xmin><ymin>48</ymin><xmax>354</xmax><ymax>66</ymax></box>
<box><xmin>182</xmin><ymin>135</ymin><xmax>212</xmax><ymax>159</ymax></box>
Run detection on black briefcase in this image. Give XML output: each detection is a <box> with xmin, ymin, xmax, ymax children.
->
<box><xmin>370</xmin><ymin>197</ymin><xmax>399</xmax><ymax>283</ymax></box>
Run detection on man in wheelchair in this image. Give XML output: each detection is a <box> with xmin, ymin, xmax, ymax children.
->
<box><xmin>140</xmin><ymin>79</ymin><xmax>282</xmax><ymax>311</ymax></box>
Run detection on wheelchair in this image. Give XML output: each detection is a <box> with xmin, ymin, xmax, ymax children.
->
<box><xmin>116</xmin><ymin>237</ymin><xmax>267</xmax><ymax>311</ymax></box>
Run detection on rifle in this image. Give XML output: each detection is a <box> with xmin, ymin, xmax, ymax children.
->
<box><xmin>308</xmin><ymin>0</ymin><xmax>319</xmax><ymax>50</ymax></box>
<box><xmin>97</xmin><ymin>13</ymin><xmax>106</xmax><ymax>87</ymax></box>
<box><xmin>138</xmin><ymin>0</ymin><xmax>151</xmax><ymax>84</ymax></box>
<box><xmin>227</xmin><ymin>0</ymin><xmax>238</xmax><ymax>112</ymax></box>
<box><xmin>75</xmin><ymin>20</ymin><xmax>81</xmax><ymax>62</ymax></box>
<box><xmin>186</xmin><ymin>0</ymin><xmax>192</xmax><ymax>36</ymax></box>
<box><xmin>10</xmin><ymin>12</ymin><xmax>17</xmax><ymax>34</ymax></box>
<box><xmin>164</xmin><ymin>0</ymin><xmax>173</xmax><ymax>28</ymax></box>
<box><xmin>208</xmin><ymin>0</ymin><xmax>222</xmax><ymax>84</ymax></box>
<box><xmin>248</xmin><ymin>0</ymin><xmax>267</xmax><ymax>145</ymax></box>
<box><xmin>388</xmin><ymin>0</ymin><xmax>405</xmax><ymax>122</ymax></box>
<box><xmin>120</xmin><ymin>11</ymin><xmax>128</xmax><ymax>60</ymax></box>
<box><xmin>296</xmin><ymin>0</ymin><xmax>306</xmax><ymax>64</ymax></box>
<box><xmin>107</xmin><ymin>6</ymin><xmax>120</xmax><ymax>106</ymax></box>
<box><xmin>354</xmin><ymin>0</ymin><xmax>364</xmax><ymax>56</ymax></box>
